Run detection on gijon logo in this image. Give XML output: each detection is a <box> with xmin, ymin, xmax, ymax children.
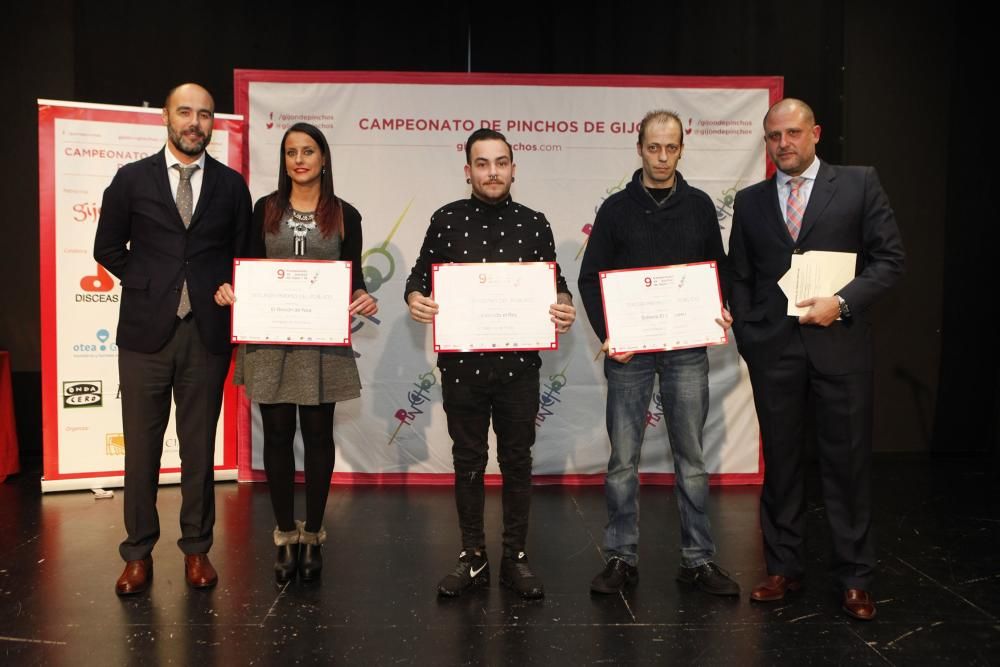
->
<box><xmin>72</xmin><ymin>202</ymin><xmax>101</xmax><ymax>223</ymax></box>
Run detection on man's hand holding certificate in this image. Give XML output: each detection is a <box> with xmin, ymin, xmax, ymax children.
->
<box><xmin>599</xmin><ymin>262</ymin><xmax>728</xmax><ymax>356</ymax></box>
<box><xmin>429</xmin><ymin>262</ymin><xmax>559</xmax><ymax>352</ymax></box>
<box><xmin>229</xmin><ymin>259</ymin><xmax>352</xmax><ymax>345</ymax></box>
<box><xmin>777</xmin><ymin>251</ymin><xmax>856</xmax><ymax>326</ymax></box>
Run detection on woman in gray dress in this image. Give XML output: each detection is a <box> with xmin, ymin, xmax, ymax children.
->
<box><xmin>215</xmin><ymin>122</ymin><xmax>377</xmax><ymax>583</ymax></box>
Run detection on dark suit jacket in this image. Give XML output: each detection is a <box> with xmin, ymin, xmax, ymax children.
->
<box><xmin>729</xmin><ymin>161</ymin><xmax>904</xmax><ymax>374</ymax></box>
<box><xmin>94</xmin><ymin>149</ymin><xmax>251</xmax><ymax>355</ymax></box>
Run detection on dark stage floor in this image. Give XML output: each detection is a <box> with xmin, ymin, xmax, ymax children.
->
<box><xmin>1</xmin><ymin>455</ymin><xmax>997</xmax><ymax>665</ymax></box>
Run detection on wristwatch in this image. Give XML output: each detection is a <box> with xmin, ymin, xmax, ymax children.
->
<box><xmin>835</xmin><ymin>294</ymin><xmax>852</xmax><ymax>320</ymax></box>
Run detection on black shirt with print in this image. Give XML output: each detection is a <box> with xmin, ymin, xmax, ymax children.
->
<box><xmin>405</xmin><ymin>195</ymin><xmax>571</xmax><ymax>385</ymax></box>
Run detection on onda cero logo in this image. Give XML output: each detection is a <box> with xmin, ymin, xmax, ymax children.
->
<box><xmin>63</xmin><ymin>381</ymin><xmax>103</xmax><ymax>408</ymax></box>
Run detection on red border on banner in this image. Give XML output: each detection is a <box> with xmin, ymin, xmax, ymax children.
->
<box><xmin>235</xmin><ymin>70</ymin><xmax>782</xmax><ymax>90</ymax></box>
<box><xmin>235</xmin><ymin>470</ymin><xmax>763</xmax><ymax>486</ymax></box>
<box><xmin>233</xmin><ymin>71</ymin><xmax>780</xmax><ymax>486</ymax></box>
<box><xmin>38</xmin><ymin>102</ymin><xmax>244</xmax><ymax>486</ymax></box>
<box><xmin>38</xmin><ymin>105</ymin><xmax>59</xmax><ymax>482</ymax></box>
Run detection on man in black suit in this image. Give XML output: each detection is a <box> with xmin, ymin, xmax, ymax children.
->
<box><xmin>94</xmin><ymin>83</ymin><xmax>251</xmax><ymax>595</ymax></box>
<box><xmin>729</xmin><ymin>98</ymin><xmax>904</xmax><ymax>620</ymax></box>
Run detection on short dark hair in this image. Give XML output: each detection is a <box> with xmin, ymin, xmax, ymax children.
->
<box><xmin>465</xmin><ymin>128</ymin><xmax>513</xmax><ymax>164</ymax></box>
<box><xmin>637</xmin><ymin>110</ymin><xmax>684</xmax><ymax>146</ymax></box>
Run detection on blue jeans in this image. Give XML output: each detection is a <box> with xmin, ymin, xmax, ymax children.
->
<box><xmin>602</xmin><ymin>348</ymin><xmax>715</xmax><ymax>568</ymax></box>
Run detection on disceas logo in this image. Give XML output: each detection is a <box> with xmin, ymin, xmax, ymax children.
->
<box><xmin>63</xmin><ymin>381</ymin><xmax>102</xmax><ymax>408</ymax></box>
<box><xmin>536</xmin><ymin>365</ymin><xmax>569</xmax><ymax>428</ymax></box>
<box><xmin>388</xmin><ymin>368</ymin><xmax>438</xmax><ymax>445</ymax></box>
<box><xmin>77</xmin><ymin>264</ymin><xmax>119</xmax><ymax>303</ymax></box>
<box><xmin>79</xmin><ymin>264</ymin><xmax>117</xmax><ymax>293</ymax></box>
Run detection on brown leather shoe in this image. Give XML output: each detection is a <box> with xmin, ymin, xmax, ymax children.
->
<box><xmin>115</xmin><ymin>557</ymin><xmax>153</xmax><ymax>596</ymax></box>
<box><xmin>750</xmin><ymin>575</ymin><xmax>802</xmax><ymax>602</ymax></box>
<box><xmin>842</xmin><ymin>589</ymin><xmax>877</xmax><ymax>620</ymax></box>
<box><xmin>184</xmin><ymin>553</ymin><xmax>218</xmax><ymax>589</ymax></box>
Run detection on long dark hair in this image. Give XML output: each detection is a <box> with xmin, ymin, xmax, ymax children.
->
<box><xmin>263</xmin><ymin>122</ymin><xmax>344</xmax><ymax>238</ymax></box>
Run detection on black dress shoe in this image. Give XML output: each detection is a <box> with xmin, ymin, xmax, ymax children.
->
<box><xmin>590</xmin><ymin>557</ymin><xmax>638</xmax><ymax>594</ymax></box>
<box><xmin>299</xmin><ymin>544</ymin><xmax>322</xmax><ymax>582</ymax></box>
<box><xmin>677</xmin><ymin>562</ymin><xmax>740</xmax><ymax>596</ymax></box>
<box><xmin>275</xmin><ymin>544</ymin><xmax>299</xmax><ymax>583</ymax></box>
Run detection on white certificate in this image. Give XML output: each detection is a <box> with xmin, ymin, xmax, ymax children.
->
<box><xmin>231</xmin><ymin>259</ymin><xmax>352</xmax><ymax>346</ymax></box>
<box><xmin>432</xmin><ymin>262</ymin><xmax>558</xmax><ymax>352</ymax></box>
<box><xmin>600</xmin><ymin>262</ymin><xmax>727</xmax><ymax>354</ymax></box>
<box><xmin>778</xmin><ymin>251</ymin><xmax>857</xmax><ymax>317</ymax></box>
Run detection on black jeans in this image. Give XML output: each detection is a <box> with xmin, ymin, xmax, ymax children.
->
<box><xmin>442</xmin><ymin>366</ymin><xmax>539</xmax><ymax>554</ymax></box>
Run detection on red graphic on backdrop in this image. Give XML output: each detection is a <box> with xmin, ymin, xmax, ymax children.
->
<box><xmin>80</xmin><ymin>264</ymin><xmax>115</xmax><ymax>292</ymax></box>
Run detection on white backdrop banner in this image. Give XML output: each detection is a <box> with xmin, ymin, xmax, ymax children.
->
<box><xmin>38</xmin><ymin>100</ymin><xmax>244</xmax><ymax>492</ymax></box>
<box><xmin>234</xmin><ymin>72</ymin><xmax>781</xmax><ymax>485</ymax></box>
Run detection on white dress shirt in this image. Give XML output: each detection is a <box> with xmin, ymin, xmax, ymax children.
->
<box><xmin>775</xmin><ymin>156</ymin><xmax>821</xmax><ymax>224</ymax></box>
<box><xmin>164</xmin><ymin>146</ymin><xmax>207</xmax><ymax>213</ymax></box>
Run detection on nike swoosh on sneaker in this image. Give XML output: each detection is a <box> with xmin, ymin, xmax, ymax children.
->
<box><xmin>469</xmin><ymin>562</ymin><xmax>487</xmax><ymax>578</ymax></box>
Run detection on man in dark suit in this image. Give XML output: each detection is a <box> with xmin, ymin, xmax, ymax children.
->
<box><xmin>729</xmin><ymin>98</ymin><xmax>904</xmax><ymax>620</ymax></box>
<box><xmin>94</xmin><ymin>83</ymin><xmax>251</xmax><ymax>595</ymax></box>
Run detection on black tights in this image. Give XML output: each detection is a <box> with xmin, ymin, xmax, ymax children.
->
<box><xmin>259</xmin><ymin>402</ymin><xmax>336</xmax><ymax>533</ymax></box>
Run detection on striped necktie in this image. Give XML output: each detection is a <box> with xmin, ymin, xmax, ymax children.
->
<box><xmin>785</xmin><ymin>176</ymin><xmax>805</xmax><ymax>241</ymax></box>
